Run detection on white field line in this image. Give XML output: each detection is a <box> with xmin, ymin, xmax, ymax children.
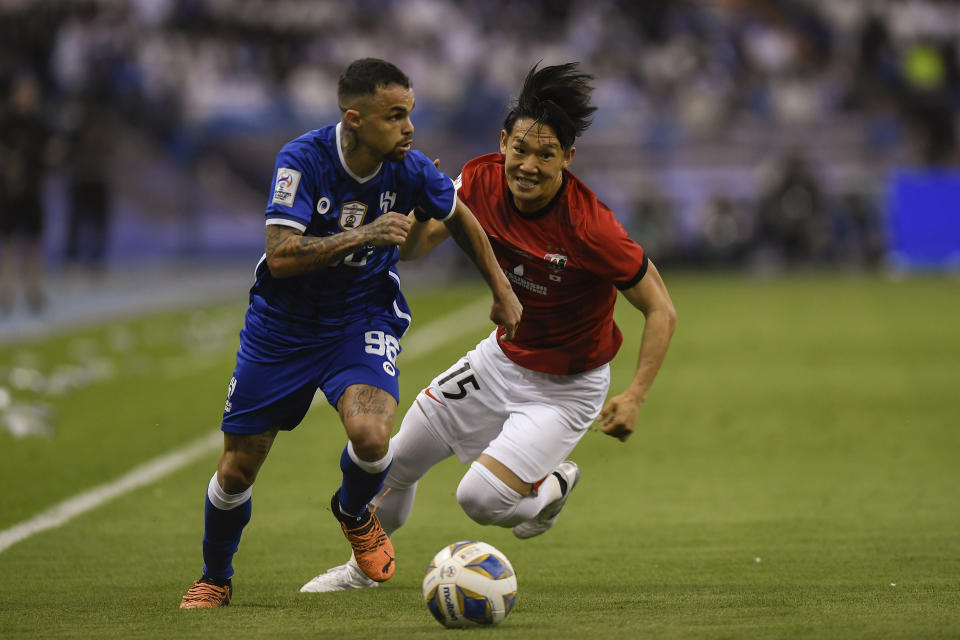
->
<box><xmin>0</xmin><ymin>431</ymin><xmax>222</xmax><ymax>553</ymax></box>
<box><xmin>0</xmin><ymin>297</ymin><xmax>492</xmax><ymax>554</ymax></box>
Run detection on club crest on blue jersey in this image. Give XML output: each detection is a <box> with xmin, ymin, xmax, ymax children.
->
<box><xmin>379</xmin><ymin>191</ymin><xmax>397</xmax><ymax>213</ymax></box>
<box><xmin>339</xmin><ymin>201</ymin><xmax>368</xmax><ymax>230</ymax></box>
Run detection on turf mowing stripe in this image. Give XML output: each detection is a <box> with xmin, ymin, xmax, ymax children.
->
<box><xmin>401</xmin><ymin>297</ymin><xmax>491</xmax><ymax>359</ymax></box>
<box><xmin>0</xmin><ymin>298</ymin><xmax>492</xmax><ymax>554</ymax></box>
<box><xmin>0</xmin><ymin>431</ymin><xmax>222</xmax><ymax>553</ymax></box>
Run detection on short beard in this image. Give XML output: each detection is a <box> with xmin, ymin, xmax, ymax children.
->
<box><xmin>387</xmin><ymin>147</ymin><xmax>408</xmax><ymax>162</ymax></box>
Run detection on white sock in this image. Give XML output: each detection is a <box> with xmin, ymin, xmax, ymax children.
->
<box><xmin>346</xmin><ymin>440</ymin><xmax>394</xmax><ymax>472</ymax></box>
<box><xmin>206</xmin><ymin>471</ymin><xmax>252</xmax><ymax>510</ymax></box>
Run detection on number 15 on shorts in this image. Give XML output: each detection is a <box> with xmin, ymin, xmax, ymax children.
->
<box><xmin>364</xmin><ymin>330</ymin><xmax>400</xmax><ymax>376</ymax></box>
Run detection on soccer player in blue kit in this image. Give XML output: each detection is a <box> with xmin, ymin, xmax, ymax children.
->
<box><xmin>180</xmin><ymin>58</ymin><xmax>522</xmax><ymax>609</ymax></box>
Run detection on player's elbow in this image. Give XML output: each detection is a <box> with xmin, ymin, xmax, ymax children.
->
<box><xmin>662</xmin><ymin>300</ymin><xmax>677</xmax><ymax>334</ymax></box>
<box><xmin>653</xmin><ymin>299</ymin><xmax>677</xmax><ymax>338</ymax></box>
<box><xmin>634</xmin><ymin>290</ymin><xmax>677</xmax><ymax>335</ymax></box>
<box><xmin>265</xmin><ymin>254</ymin><xmax>296</xmax><ymax>279</ymax></box>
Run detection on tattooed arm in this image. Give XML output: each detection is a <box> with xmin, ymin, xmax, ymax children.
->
<box><xmin>264</xmin><ymin>213</ymin><xmax>412</xmax><ymax>278</ymax></box>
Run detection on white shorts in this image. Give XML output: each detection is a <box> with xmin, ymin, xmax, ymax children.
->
<box><xmin>414</xmin><ymin>331</ymin><xmax>610</xmax><ymax>483</ymax></box>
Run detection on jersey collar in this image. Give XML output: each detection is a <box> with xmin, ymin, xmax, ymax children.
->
<box><xmin>336</xmin><ymin>122</ymin><xmax>383</xmax><ymax>184</ymax></box>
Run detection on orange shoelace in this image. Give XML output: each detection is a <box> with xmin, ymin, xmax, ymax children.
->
<box><xmin>181</xmin><ymin>582</ymin><xmax>230</xmax><ymax>605</ymax></box>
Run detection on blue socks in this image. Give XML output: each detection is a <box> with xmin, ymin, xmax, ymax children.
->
<box><xmin>336</xmin><ymin>441</ymin><xmax>393</xmax><ymax>519</ymax></box>
<box><xmin>199</xmin><ymin>441</ymin><xmax>393</xmax><ymax>579</ymax></box>
<box><xmin>201</xmin><ymin>472</ymin><xmax>252</xmax><ymax>581</ymax></box>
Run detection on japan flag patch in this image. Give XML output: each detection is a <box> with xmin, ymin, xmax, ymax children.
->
<box><xmin>272</xmin><ymin>168</ymin><xmax>302</xmax><ymax>206</ymax></box>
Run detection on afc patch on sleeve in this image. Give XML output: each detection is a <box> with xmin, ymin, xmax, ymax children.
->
<box><xmin>272</xmin><ymin>168</ymin><xmax>302</xmax><ymax>206</ymax></box>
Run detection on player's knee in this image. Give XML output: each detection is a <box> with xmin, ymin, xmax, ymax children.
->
<box><xmin>456</xmin><ymin>482</ymin><xmax>498</xmax><ymax>525</ymax></box>
<box><xmin>207</xmin><ymin>471</ymin><xmax>252</xmax><ymax>511</ymax></box>
<box><xmin>456</xmin><ymin>473</ymin><xmax>516</xmax><ymax>526</ymax></box>
<box><xmin>345</xmin><ymin>418</ymin><xmax>391</xmax><ymax>461</ymax></box>
<box><xmin>217</xmin><ymin>451</ymin><xmax>263</xmax><ymax>492</ymax></box>
<box><xmin>216</xmin><ymin>463</ymin><xmax>255</xmax><ymax>494</ymax></box>
<box><xmin>349</xmin><ymin>433</ymin><xmax>389</xmax><ymax>461</ymax></box>
<box><xmin>219</xmin><ymin>430</ymin><xmax>275</xmax><ymax>492</ymax></box>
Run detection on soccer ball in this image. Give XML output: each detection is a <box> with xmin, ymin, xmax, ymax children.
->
<box><xmin>422</xmin><ymin>540</ymin><xmax>518</xmax><ymax>628</ymax></box>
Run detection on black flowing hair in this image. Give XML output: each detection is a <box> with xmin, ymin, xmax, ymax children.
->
<box><xmin>502</xmin><ymin>62</ymin><xmax>597</xmax><ymax>150</ymax></box>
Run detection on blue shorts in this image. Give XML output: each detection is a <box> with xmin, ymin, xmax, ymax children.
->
<box><xmin>220</xmin><ymin>324</ymin><xmax>402</xmax><ymax>435</ymax></box>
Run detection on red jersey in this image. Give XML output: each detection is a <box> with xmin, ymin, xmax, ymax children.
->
<box><xmin>457</xmin><ymin>153</ymin><xmax>647</xmax><ymax>375</ymax></box>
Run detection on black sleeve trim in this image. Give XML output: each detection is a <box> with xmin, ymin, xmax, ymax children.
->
<box><xmin>413</xmin><ymin>206</ymin><xmax>431</xmax><ymax>222</ymax></box>
<box><xmin>616</xmin><ymin>254</ymin><xmax>649</xmax><ymax>290</ymax></box>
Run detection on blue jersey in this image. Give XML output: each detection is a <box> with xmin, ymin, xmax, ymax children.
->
<box><xmin>245</xmin><ymin>122</ymin><xmax>456</xmax><ymax>347</ymax></box>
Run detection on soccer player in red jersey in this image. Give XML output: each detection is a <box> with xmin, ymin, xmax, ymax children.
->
<box><xmin>301</xmin><ymin>63</ymin><xmax>676</xmax><ymax>592</ymax></box>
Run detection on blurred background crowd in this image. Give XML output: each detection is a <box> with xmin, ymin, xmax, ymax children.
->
<box><xmin>1</xmin><ymin>0</ymin><xmax>959</xmax><ymax>317</ymax></box>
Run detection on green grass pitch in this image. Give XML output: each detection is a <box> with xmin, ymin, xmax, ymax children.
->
<box><xmin>0</xmin><ymin>274</ymin><xmax>958</xmax><ymax>639</ymax></box>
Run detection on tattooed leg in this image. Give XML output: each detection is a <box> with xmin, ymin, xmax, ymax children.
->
<box><xmin>199</xmin><ymin>429</ymin><xmax>277</xmax><ymax>582</ymax></box>
<box><xmin>218</xmin><ymin>428</ymin><xmax>279</xmax><ymax>493</ymax></box>
<box><xmin>335</xmin><ymin>385</ymin><xmax>397</xmax><ymax>516</ymax></box>
<box><xmin>337</xmin><ymin>384</ymin><xmax>396</xmax><ymax>461</ymax></box>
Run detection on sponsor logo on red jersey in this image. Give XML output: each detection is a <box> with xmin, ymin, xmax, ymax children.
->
<box><xmin>543</xmin><ymin>252</ymin><xmax>568</xmax><ymax>271</ymax></box>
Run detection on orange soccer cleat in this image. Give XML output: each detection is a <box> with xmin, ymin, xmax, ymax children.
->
<box><xmin>332</xmin><ymin>493</ymin><xmax>395</xmax><ymax>582</ymax></box>
<box><xmin>179</xmin><ymin>577</ymin><xmax>233</xmax><ymax>609</ymax></box>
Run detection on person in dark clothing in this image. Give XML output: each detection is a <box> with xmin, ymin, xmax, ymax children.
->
<box><xmin>63</xmin><ymin>97</ymin><xmax>111</xmax><ymax>275</ymax></box>
<box><xmin>0</xmin><ymin>72</ymin><xmax>53</xmax><ymax>314</ymax></box>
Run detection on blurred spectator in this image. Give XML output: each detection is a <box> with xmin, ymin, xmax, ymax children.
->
<box><xmin>831</xmin><ymin>189</ymin><xmax>885</xmax><ymax>269</ymax></box>
<box><xmin>753</xmin><ymin>151</ymin><xmax>828</xmax><ymax>268</ymax></box>
<box><xmin>0</xmin><ymin>0</ymin><xmax>956</xmax><ymax>274</ymax></box>
<box><xmin>897</xmin><ymin>39</ymin><xmax>958</xmax><ymax>166</ymax></box>
<box><xmin>63</xmin><ymin>96</ymin><xmax>112</xmax><ymax>275</ymax></box>
<box><xmin>632</xmin><ymin>194</ymin><xmax>678</xmax><ymax>267</ymax></box>
<box><xmin>0</xmin><ymin>71</ymin><xmax>55</xmax><ymax>314</ymax></box>
<box><xmin>700</xmin><ymin>194</ymin><xmax>752</xmax><ymax>266</ymax></box>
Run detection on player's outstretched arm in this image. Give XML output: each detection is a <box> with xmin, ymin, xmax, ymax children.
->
<box><xmin>399</xmin><ymin>159</ymin><xmax>452</xmax><ymax>261</ymax></box>
<box><xmin>597</xmin><ymin>259</ymin><xmax>676</xmax><ymax>441</ymax></box>
<box><xmin>264</xmin><ymin>214</ymin><xmax>412</xmax><ymax>278</ymax></box>
<box><xmin>444</xmin><ymin>198</ymin><xmax>522</xmax><ymax>340</ymax></box>
<box><xmin>398</xmin><ymin>213</ymin><xmax>450</xmax><ymax>261</ymax></box>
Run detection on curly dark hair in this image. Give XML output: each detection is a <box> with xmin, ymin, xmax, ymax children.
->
<box><xmin>503</xmin><ymin>62</ymin><xmax>597</xmax><ymax>150</ymax></box>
